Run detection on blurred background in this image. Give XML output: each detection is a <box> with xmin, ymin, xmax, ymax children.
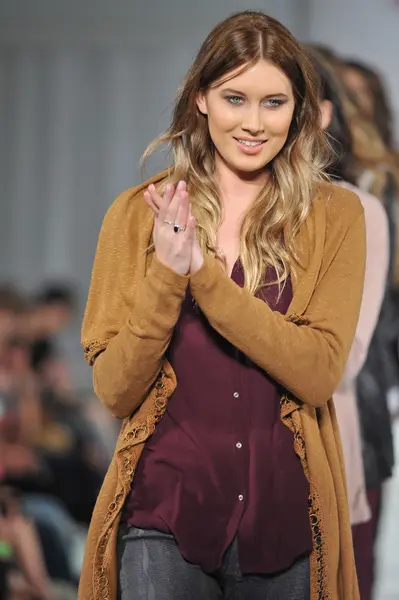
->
<box><xmin>0</xmin><ymin>1</ymin><xmax>398</xmax><ymax>599</ymax></box>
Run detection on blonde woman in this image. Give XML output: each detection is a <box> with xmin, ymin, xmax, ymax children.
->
<box><xmin>339</xmin><ymin>57</ymin><xmax>399</xmax><ymax>600</ymax></box>
<box><xmin>79</xmin><ymin>12</ymin><xmax>365</xmax><ymax>600</ymax></box>
<box><xmin>310</xmin><ymin>47</ymin><xmax>398</xmax><ymax>600</ymax></box>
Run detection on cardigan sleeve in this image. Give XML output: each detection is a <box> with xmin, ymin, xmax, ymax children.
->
<box><xmin>190</xmin><ymin>212</ymin><xmax>366</xmax><ymax>407</ymax></box>
<box><xmin>82</xmin><ymin>193</ymin><xmax>188</xmax><ymax>419</ymax></box>
<box><xmin>92</xmin><ymin>257</ymin><xmax>188</xmax><ymax>419</ymax></box>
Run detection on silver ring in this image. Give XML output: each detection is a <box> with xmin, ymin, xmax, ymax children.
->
<box><xmin>164</xmin><ymin>219</ymin><xmax>174</xmax><ymax>226</ymax></box>
<box><xmin>173</xmin><ymin>224</ymin><xmax>186</xmax><ymax>234</ymax></box>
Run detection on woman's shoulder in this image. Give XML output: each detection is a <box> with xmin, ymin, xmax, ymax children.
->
<box><xmin>314</xmin><ymin>180</ymin><xmax>365</xmax><ymax>229</ymax></box>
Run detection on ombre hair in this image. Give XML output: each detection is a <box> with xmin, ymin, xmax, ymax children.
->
<box><xmin>311</xmin><ymin>48</ymin><xmax>398</xmax><ymax>199</ymax></box>
<box><xmin>143</xmin><ymin>11</ymin><xmax>330</xmax><ymax>294</ymax></box>
<box><xmin>306</xmin><ymin>46</ymin><xmax>357</xmax><ymax>184</ymax></box>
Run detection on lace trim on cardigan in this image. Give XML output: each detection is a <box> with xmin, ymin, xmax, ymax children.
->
<box><xmin>82</xmin><ymin>339</ymin><xmax>110</xmax><ymax>365</ymax></box>
<box><xmin>281</xmin><ymin>394</ymin><xmax>330</xmax><ymax>600</ymax></box>
<box><xmin>92</xmin><ymin>370</ymin><xmax>169</xmax><ymax>600</ymax></box>
<box><xmin>287</xmin><ymin>313</ymin><xmax>311</xmax><ymax>327</ymax></box>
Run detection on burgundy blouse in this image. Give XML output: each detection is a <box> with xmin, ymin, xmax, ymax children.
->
<box><xmin>123</xmin><ymin>261</ymin><xmax>312</xmax><ymax>574</ymax></box>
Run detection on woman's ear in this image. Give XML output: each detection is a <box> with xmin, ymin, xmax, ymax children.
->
<box><xmin>319</xmin><ymin>99</ymin><xmax>333</xmax><ymax>131</ymax></box>
<box><xmin>196</xmin><ymin>91</ymin><xmax>208</xmax><ymax>115</ymax></box>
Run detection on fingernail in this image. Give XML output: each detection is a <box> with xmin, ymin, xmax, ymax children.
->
<box><xmin>148</xmin><ymin>184</ymin><xmax>155</xmax><ymax>192</ymax></box>
<box><xmin>177</xmin><ymin>180</ymin><xmax>186</xmax><ymax>190</ymax></box>
<box><xmin>165</xmin><ymin>183</ymin><xmax>173</xmax><ymax>192</ymax></box>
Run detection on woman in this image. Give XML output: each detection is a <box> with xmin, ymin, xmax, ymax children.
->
<box><xmin>342</xmin><ymin>58</ymin><xmax>399</xmax><ymax>288</ymax></box>
<box><xmin>307</xmin><ymin>47</ymin><xmax>389</xmax><ymax>527</ymax></box>
<box><xmin>340</xmin><ymin>57</ymin><xmax>399</xmax><ymax>600</ymax></box>
<box><xmin>342</xmin><ymin>60</ymin><xmax>394</xmax><ymax>151</ymax></box>
<box><xmin>79</xmin><ymin>11</ymin><xmax>365</xmax><ymax>600</ymax></box>
<box><xmin>0</xmin><ymin>487</ymin><xmax>55</xmax><ymax>600</ymax></box>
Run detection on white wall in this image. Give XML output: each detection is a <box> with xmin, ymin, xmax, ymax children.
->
<box><xmin>309</xmin><ymin>0</ymin><xmax>399</xmax><ymax>143</ymax></box>
<box><xmin>0</xmin><ymin>0</ymin><xmax>309</xmax><ymax>41</ymax></box>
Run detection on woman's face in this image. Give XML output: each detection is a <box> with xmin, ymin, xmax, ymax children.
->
<box><xmin>196</xmin><ymin>60</ymin><xmax>295</xmax><ymax>178</ymax></box>
<box><xmin>342</xmin><ymin>67</ymin><xmax>374</xmax><ymax>117</ymax></box>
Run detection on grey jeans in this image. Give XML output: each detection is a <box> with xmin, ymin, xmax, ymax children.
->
<box><xmin>117</xmin><ymin>525</ymin><xmax>310</xmax><ymax>600</ymax></box>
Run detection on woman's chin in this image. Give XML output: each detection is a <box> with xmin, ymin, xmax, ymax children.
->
<box><xmin>227</xmin><ymin>159</ymin><xmax>270</xmax><ymax>180</ymax></box>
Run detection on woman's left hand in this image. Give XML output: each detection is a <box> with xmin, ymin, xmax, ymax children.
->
<box><xmin>146</xmin><ymin>185</ymin><xmax>204</xmax><ymax>274</ymax></box>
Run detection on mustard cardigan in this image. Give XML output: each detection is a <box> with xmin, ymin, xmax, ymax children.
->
<box><xmin>79</xmin><ymin>171</ymin><xmax>365</xmax><ymax>600</ymax></box>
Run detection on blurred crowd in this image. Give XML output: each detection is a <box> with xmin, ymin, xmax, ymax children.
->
<box><xmin>0</xmin><ymin>285</ymin><xmax>118</xmax><ymax>599</ymax></box>
<box><xmin>1</xmin><ymin>41</ymin><xmax>399</xmax><ymax>600</ymax></box>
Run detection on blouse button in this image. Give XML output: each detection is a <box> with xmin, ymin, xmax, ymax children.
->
<box><xmin>233</xmin><ymin>392</ymin><xmax>240</xmax><ymax>399</ymax></box>
<box><xmin>238</xmin><ymin>494</ymin><xmax>244</xmax><ymax>502</ymax></box>
<box><xmin>236</xmin><ymin>442</ymin><xmax>242</xmax><ymax>449</ymax></box>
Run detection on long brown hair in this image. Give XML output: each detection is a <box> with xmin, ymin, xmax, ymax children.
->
<box><xmin>143</xmin><ymin>11</ymin><xmax>330</xmax><ymax>294</ymax></box>
<box><xmin>306</xmin><ymin>46</ymin><xmax>357</xmax><ymax>184</ymax></box>
<box><xmin>344</xmin><ymin>60</ymin><xmax>394</xmax><ymax>150</ymax></box>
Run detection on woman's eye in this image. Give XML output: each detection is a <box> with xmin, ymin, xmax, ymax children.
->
<box><xmin>265</xmin><ymin>99</ymin><xmax>284</xmax><ymax>108</ymax></box>
<box><xmin>226</xmin><ymin>95</ymin><xmax>244</xmax><ymax>105</ymax></box>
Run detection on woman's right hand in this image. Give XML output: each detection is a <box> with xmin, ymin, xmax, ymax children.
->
<box><xmin>144</xmin><ymin>181</ymin><xmax>196</xmax><ymax>276</ymax></box>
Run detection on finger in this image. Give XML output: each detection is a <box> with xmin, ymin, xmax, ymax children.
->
<box><xmin>165</xmin><ymin>180</ymin><xmax>186</xmax><ymax>224</ymax></box>
<box><xmin>150</xmin><ymin>183</ymin><xmax>174</xmax><ymax>221</ymax></box>
<box><xmin>181</xmin><ymin>206</ymin><xmax>195</xmax><ymax>244</ymax></box>
<box><xmin>144</xmin><ymin>191</ymin><xmax>159</xmax><ymax>216</ymax></box>
<box><xmin>174</xmin><ymin>191</ymin><xmax>189</xmax><ymax>231</ymax></box>
<box><xmin>187</xmin><ymin>214</ymin><xmax>196</xmax><ymax>235</ymax></box>
<box><xmin>186</xmin><ymin>205</ymin><xmax>196</xmax><ymax>236</ymax></box>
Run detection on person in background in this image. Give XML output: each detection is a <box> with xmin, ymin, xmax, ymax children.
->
<box><xmin>16</xmin><ymin>283</ymin><xmax>107</xmax><ymax>526</ymax></box>
<box><xmin>80</xmin><ymin>11</ymin><xmax>365</xmax><ymax>600</ymax></box>
<box><xmin>26</xmin><ymin>284</ymin><xmax>76</xmax><ymax>396</ymax></box>
<box><xmin>329</xmin><ymin>52</ymin><xmax>399</xmax><ymax>600</ymax></box>
<box><xmin>341</xmin><ymin>58</ymin><xmax>399</xmax><ymax>353</ymax></box>
<box><xmin>29</xmin><ymin>285</ymin><xmax>76</xmax><ymax>339</ymax></box>
<box><xmin>0</xmin><ymin>487</ymin><xmax>55</xmax><ymax>600</ymax></box>
<box><xmin>306</xmin><ymin>47</ymin><xmax>390</xmax><ymax>531</ymax></box>
<box><xmin>0</xmin><ymin>295</ymin><xmax>79</xmax><ymax>593</ymax></box>
<box><xmin>342</xmin><ymin>60</ymin><xmax>395</xmax><ymax>151</ymax></box>
<box><xmin>0</xmin><ymin>487</ymin><xmax>77</xmax><ymax>600</ymax></box>
<box><xmin>341</xmin><ymin>60</ymin><xmax>399</xmax><ymax>280</ymax></box>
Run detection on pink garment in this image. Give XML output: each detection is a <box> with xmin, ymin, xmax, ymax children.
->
<box><xmin>334</xmin><ymin>181</ymin><xmax>389</xmax><ymax>525</ymax></box>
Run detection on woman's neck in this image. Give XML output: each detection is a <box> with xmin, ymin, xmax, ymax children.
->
<box><xmin>213</xmin><ymin>158</ymin><xmax>268</xmax><ymax>276</ymax></box>
<box><xmin>215</xmin><ymin>158</ymin><xmax>268</xmax><ymax>210</ymax></box>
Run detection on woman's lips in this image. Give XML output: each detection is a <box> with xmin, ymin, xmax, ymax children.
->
<box><xmin>234</xmin><ymin>138</ymin><xmax>267</xmax><ymax>154</ymax></box>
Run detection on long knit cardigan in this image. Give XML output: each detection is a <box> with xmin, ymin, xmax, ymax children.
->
<box><xmin>78</xmin><ymin>172</ymin><xmax>366</xmax><ymax>600</ymax></box>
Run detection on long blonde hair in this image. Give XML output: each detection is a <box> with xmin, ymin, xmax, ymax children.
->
<box><xmin>311</xmin><ymin>47</ymin><xmax>399</xmax><ymax>284</ymax></box>
<box><xmin>307</xmin><ymin>45</ymin><xmax>395</xmax><ymax>193</ymax></box>
<box><xmin>143</xmin><ymin>11</ymin><xmax>330</xmax><ymax>294</ymax></box>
